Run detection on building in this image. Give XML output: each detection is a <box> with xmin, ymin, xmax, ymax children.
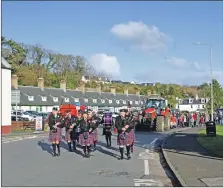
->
<box><xmin>11</xmin><ymin>76</ymin><xmax>148</xmax><ymax>113</ymax></box>
<box><xmin>175</xmin><ymin>96</ymin><xmax>208</xmax><ymax>112</ymax></box>
<box><xmin>1</xmin><ymin>58</ymin><xmax>12</xmax><ymax>134</ymax></box>
<box><xmin>81</xmin><ymin>75</ymin><xmax>110</xmax><ymax>84</ymax></box>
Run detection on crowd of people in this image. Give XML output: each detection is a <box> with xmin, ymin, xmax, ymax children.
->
<box><xmin>47</xmin><ymin>106</ymin><xmax>137</xmax><ymax>160</ymax></box>
<box><xmin>172</xmin><ymin>111</ymin><xmax>208</xmax><ymax>128</ymax></box>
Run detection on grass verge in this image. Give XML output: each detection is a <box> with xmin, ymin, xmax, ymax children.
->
<box><xmin>197</xmin><ymin>125</ymin><xmax>223</xmax><ymax>158</ymax></box>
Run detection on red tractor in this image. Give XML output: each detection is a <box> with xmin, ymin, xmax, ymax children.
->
<box><xmin>59</xmin><ymin>104</ymin><xmax>78</xmax><ymax>117</ymax></box>
<box><xmin>138</xmin><ymin>95</ymin><xmax>171</xmax><ymax>132</ymax></box>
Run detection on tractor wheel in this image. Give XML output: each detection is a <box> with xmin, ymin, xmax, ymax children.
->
<box><xmin>164</xmin><ymin>117</ymin><xmax>171</xmax><ymax>130</ymax></box>
<box><xmin>156</xmin><ymin>115</ymin><xmax>164</xmax><ymax>132</ymax></box>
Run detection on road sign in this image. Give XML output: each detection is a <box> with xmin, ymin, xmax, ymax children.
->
<box><xmin>11</xmin><ymin>90</ymin><xmax>20</xmax><ymax>104</ymax></box>
<box><xmin>35</xmin><ymin>116</ymin><xmax>43</xmax><ymax>131</ymax></box>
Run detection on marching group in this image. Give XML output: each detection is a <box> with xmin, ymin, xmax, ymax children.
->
<box><xmin>48</xmin><ymin>107</ymin><xmax>136</xmax><ymax>160</ymax></box>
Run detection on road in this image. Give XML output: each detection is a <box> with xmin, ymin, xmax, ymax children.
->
<box><xmin>2</xmin><ymin>128</ymin><xmax>176</xmax><ymax>186</ymax></box>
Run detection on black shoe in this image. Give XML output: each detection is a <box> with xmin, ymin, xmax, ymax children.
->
<box><xmin>52</xmin><ymin>153</ymin><xmax>57</xmax><ymax>157</ymax></box>
<box><xmin>119</xmin><ymin>156</ymin><xmax>124</xmax><ymax>160</ymax></box>
<box><xmin>127</xmin><ymin>155</ymin><xmax>131</xmax><ymax>160</ymax></box>
<box><xmin>57</xmin><ymin>151</ymin><xmax>60</xmax><ymax>157</ymax></box>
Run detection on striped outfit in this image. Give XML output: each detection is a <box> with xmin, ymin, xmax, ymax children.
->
<box><xmin>79</xmin><ymin>132</ymin><xmax>93</xmax><ymax>146</ymax></box>
<box><xmin>91</xmin><ymin>128</ymin><xmax>98</xmax><ymax>142</ymax></box>
<box><xmin>48</xmin><ymin>127</ymin><xmax>62</xmax><ymax>142</ymax></box>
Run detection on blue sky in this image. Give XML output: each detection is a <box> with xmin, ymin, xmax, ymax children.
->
<box><xmin>2</xmin><ymin>1</ymin><xmax>223</xmax><ymax>85</ymax></box>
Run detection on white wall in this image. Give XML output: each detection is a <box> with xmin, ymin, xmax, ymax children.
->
<box><xmin>2</xmin><ymin>69</ymin><xmax>11</xmax><ymax>126</ymax></box>
<box><xmin>177</xmin><ymin>104</ymin><xmax>206</xmax><ymax>112</ymax></box>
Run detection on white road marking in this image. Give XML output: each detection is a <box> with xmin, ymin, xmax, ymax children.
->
<box><xmin>134</xmin><ymin>179</ymin><xmax>163</xmax><ymax>186</ymax></box>
<box><xmin>144</xmin><ymin>160</ymin><xmax>149</xmax><ymax>175</ymax></box>
<box><xmin>136</xmin><ymin>137</ymin><xmax>160</xmax><ymax>186</ymax></box>
<box><xmin>149</xmin><ymin>138</ymin><xmax>158</xmax><ymax>146</ymax></box>
<box><xmin>2</xmin><ymin>135</ymin><xmax>45</xmax><ymax>144</ymax></box>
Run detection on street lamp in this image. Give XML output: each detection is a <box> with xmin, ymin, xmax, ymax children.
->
<box><xmin>192</xmin><ymin>42</ymin><xmax>213</xmax><ymax>121</ymax></box>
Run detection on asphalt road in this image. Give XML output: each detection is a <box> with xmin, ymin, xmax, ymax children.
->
<box><xmin>2</xmin><ymin>128</ymin><xmax>175</xmax><ymax>186</ymax></box>
<box><xmin>163</xmin><ymin>128</ymin><xmax>223</xmax><ymax>187</ymax></box>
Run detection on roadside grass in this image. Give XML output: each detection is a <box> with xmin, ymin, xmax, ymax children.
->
<box><xmin>197</xmin><ymin>125</ymin><xmax>223</xmax><ymax>158</ymax></box>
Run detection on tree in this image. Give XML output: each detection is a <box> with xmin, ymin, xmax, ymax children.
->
<box><xmin>201</xmin><ymin>80</ymin><xmax>223</xmax><ymax>113</ymax></box>
<box><xmin>2</xmin><ymin>37</ymin><xmax>28</xmax><ymax>71</ymax></box>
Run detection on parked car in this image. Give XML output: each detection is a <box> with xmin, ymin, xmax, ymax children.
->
<box><xmin>112</xmin><ymin>112</ymin><xmax>119</xmax><ymax>118</ymax></box>
<box><xmin>25</xmin><ymin>110</ymin><xmax>40</xmax><ymax>118</ymax></box>
<box><xmin>38</xmin><ymin>112</ymin><xmax>50</xmax><ymax>121</ymax></box>
<box><xmin>11</xmin><ymin>115</ymin><xmax>29</xmax><ymax>121</ymax></box>
<box><xmin>12</xmin><ymin>111</ymin><xmax>34</xmax><ymax>121</ymax></box>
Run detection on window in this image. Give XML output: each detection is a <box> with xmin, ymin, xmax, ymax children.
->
<box><xmin>93</xmin><ymin>99</ymin><xmax>97</xmax><ymax>103</ymax></box>
<box><xmin>53</xmin><ymin>97</ymin><xmax>58</xmax><ymax>102</ymax></box>
<box><xmin>84</xmin><ymin>98</ymin><xmax>88</xmax><ymax>103</ymax></box>
<box><xmin>41</xmin><ymin>96</ymin><xmax>47</xmax><ymax>101</ymax></box>
<box><xmin>40</xmin><ymin>106</ymin><xmax>42</xmax><ymax>112</ymax></box>
<box><xmin>198</xmin><ymin>105</ymin><xmax>200</xmax><ymax>109</ymax></box>
<box><xmin>28</xmin><ymin>96</ymin><xmax>34</xmax><ymax>101</ymax></box>
<box><xmin>101</xmin><ymin>99</ymin><xmax>105</xmax><ymax>103</ymax></box>
<box><xmin>140</xmin><ymin>101</ymin><xmax>143</xmax><ymax>105</ymax></box>
<box><xmin>135</xmin><ymin>101</ymin><xmax>139</xmax><ymax>104</ymax></box>
<box><xmin>123</xmin><ymin>100</ymin><xmax>126</xmax><ymax>104</ymax></box>
<box><xmin>116</xmin><ymin>100</ymin><xmax>120</xmax><ymax>104</ymax></box>
<box><xmin>130</xmin><ymin>101</ymin><xmax>132</xmax><ymax>104</ymax></box>
<box><xmin>109</xmin><ymin>100</ymin><xmax>112</xmax><ymax>104</ymax></box>
<box><xmin>178</xmin><ymin>105</ymin><xmax>179</xmax><ymax>109</ymax></box>
<box><xmin>65</xmin><ymin>98</ymin><xmax>69</xmax><ymax>102</ymax></box>
<box><xmin>201</xmin><ymin>99</ymin><xmax>205</xmax><ymax>103</ymax></box>
<box><xmin>191</xmin><ymin>105</ymin><xmax>193</xmax><ymax>108</ymax></box>
<box><xmin>74</xmin><ymin>98</ymin><xmax>79</xmax><ymax>102</ymax></box>
<box><xmin>203</xmin><ymin>105</ymin><xmax>205</xmax><ymax>108</ymax></box>
<box><xmin>189</xmin><ymin>99</ymin><xmax>193</xmax><ymax>103</ymax></box>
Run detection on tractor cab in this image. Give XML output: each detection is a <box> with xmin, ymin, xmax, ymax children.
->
<box><xmin>144</xmin><ymin>97</ymin><xmax>167</xmax><ymax>117</ymax></box>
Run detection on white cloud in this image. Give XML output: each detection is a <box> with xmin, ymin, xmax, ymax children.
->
<box><xmin>88</xmin><ymin>53</ymin><xmax>121</xmax><ymax>77</ymax></box>
<box><xmin>110</xmin><ymin>21</ymin><xmax>169</xmax><ymax>53</ymax></box>
<box><xmin>165</xmin><ymin>56</ymin><xmax>202</xmax><ymax>71</ymax></box>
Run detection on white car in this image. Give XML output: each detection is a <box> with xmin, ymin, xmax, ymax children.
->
<box><xmin>112</xmin><ymin>112</ymin><xmax>119</xmax><ymax>118</ymax></box>
<box><xmin>12</xmin><ymin>111</ymin><xmax>34</xmax><ymax>121</ymax></box>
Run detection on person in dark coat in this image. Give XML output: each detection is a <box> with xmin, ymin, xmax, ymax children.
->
<box><xmin>79</xmin><ymin>110</ymin><xmax>97</xmax><ymax>158</ymax></box>
<box><xmin>70</xmin><ymin>110</ymin><xmax>83</xmax><ymax>150</ymax></box>
<box><xmin>126</xmin><ymin>108</ymin><xmax>136</xmax><ymax>153</ymax></box>
<box><xmin>101</xmin><ymin>111</ymin><xmax>113</xmax><ymax>147</ymax></box>
<box><xmin>63</xmin><ymin>110</ymin><xmax>76</xmax><ymax>152</ymax></box>
<box><xmin>87</xmin><ymin>109</ymin><xmax>100</xmax><ymax>151</ymax></box>
<box><xmin>115</xmin><ymin>109</ymin><xmax>133</xmax><ymax>160</ymax></box>
<box><xmin>48</xmin><ymin>107</ymin><xmax>63</xmax><ymax>157</ymax></box>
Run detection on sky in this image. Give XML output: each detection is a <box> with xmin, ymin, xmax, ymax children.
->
<box><xmin>2</xmin><ymin>1</ymin><xmax>223</xmax><ymax>85</ymax></box>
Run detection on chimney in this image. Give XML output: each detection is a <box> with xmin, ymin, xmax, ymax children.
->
<box><xmin>110</xmin><ymin>87</ymin><xmax>116</xmax><ymax>95</ymax></box>
<box><xmin>12</xmin><ymin>75</ymin><xmax>18</xmax><ymax>89</ymax></box>
<box><xmin>60</xmin><ymin>80</ymin><xmax>66</xmax><ymax>92</ymax></box>
<box><xmin>96</xmin><ymin>84</ymin><xmax>101</xmax><ymax>93</ymax></box>
<box><xmin>37</xmin><ymin>78</ymin><xmax>44</xmax><ymax>90</ymax></box>
<box><xmin>147</xmin><ymin>90</ymin><xmax>151</xmax><ymax>96</ymax></box>
<box><xmin>135</xmin><ymin>88</ymin><xmax>140</xmax><ymax>95</ymax></box>
<box><xmin>124</xmin><ymin>87</ymin><xmax>128</xmax><ymax>95</ymax></box>
<box><xmin>79</xmin><ymin>81</ymin><xmax>85</xmax><ymax>93</ymax></box>
<box><xmin>195</xmin><ymin>94</ymin><xmax>198</xmax><ymax>100</ymax></box>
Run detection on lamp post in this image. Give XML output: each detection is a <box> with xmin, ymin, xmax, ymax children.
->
<box><xmin>192</xmin><ymin>42</ymin><xmax>213</xmax><ymax>121</ymax></box>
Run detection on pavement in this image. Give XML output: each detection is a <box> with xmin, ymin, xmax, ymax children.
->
<box><xmin>162</xmin><ymin>127</ymin><xmax>223</xmax><ymax>187</ymax></box>
<box><xmin>1</xmin><ymin>127</ymin><xmax>185</xmax><ymax>187</ymax></box>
